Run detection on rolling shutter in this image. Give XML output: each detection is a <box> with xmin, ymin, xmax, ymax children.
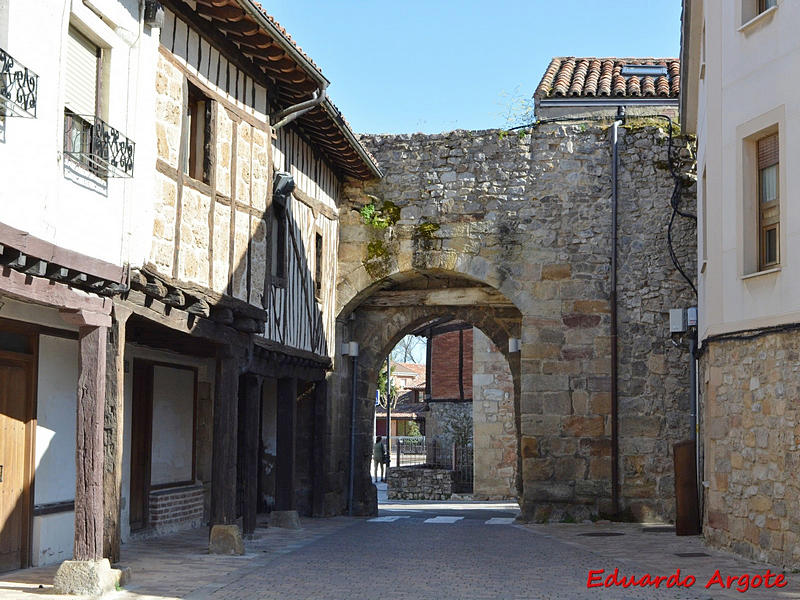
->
<box><xmin>65</xmin><ymin>27</ymin><xmax>98</xmax><ymax>115</ymax></box>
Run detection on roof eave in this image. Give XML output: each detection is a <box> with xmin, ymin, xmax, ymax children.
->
<box><xmin>321</xmin><ymin>100</ymin><xmax>384</xmax><ymax>179</ymax></box>
<box><xmin>238</xmin><ymin>0</ymin><xmax>330</xmax><ymax>89</ymax></box>
<box><xmin>539</xmin><ymin>97</ymin><xmax>679</xmax><ymax>107</ymax></box>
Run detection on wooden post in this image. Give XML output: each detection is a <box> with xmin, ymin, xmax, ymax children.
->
<box><xmin>103</xmin><ymin>304</ymin><xmax>131</xmax><ymax>563</ymax></box>
<box><xmin>275</xmin><ymin>377</ymin><xmax>297</xmax><ymax>511</ymax></box>
<box><xmin>311</xmin><ymin>378</ymin><xmax>327</xmax><ymax>517</ymax></box>
<box><xmin>211</xmin><ymin>348</ymin><xmax>240</xmax><ymax>525</ymax></box>
<box><xmin>74</xmin><ymin>325</ymin><xmax>108</xmax><ymax>561</ymax></box>
<box><xmin>241</xmin><ymin>373</ymin><xmax>262</xmax><ymax>535</ymax></box>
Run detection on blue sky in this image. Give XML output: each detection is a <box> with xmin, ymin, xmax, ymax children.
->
<box><xmin>268</xmin><ymin>1</ymin><xmax>683</xmax><ymax>134</ymax></box>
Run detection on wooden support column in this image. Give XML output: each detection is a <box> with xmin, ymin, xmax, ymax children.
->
<box><xmin>103</xmin><ymin>304</ymin><xmax>131</xmax><ymax>563</ymax></box>
<box><xmin>241</xmin><ymin>373</ymin><xmax>262</xmax><ymax>535</ymax></box>
<box><xmin>275</xmin><ymin>377</ymin><xmax>297</xmax><ymax>511</ymax></box>
<box><xmin>73</xmin><ymin>323</ymin><xmax>109</xmax><ymax>560</ymax></box>
<box><xmin>211</xmin><ymin>348</ymin><xmax>240</xmax><ymax>525</ymax></box>
<box><xmin>311</xmin><ymin>377</ymin><xmax>328</xmax><ymax>517</ymax></box>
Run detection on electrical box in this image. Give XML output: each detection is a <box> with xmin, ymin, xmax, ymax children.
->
<box><xmin>687</xmin><ymin>307</ymin><xmax>698</xmax><ymax>327</ymax></box>
<box><xmin>670</xmin><ymin>308</ymin><xmax>687</xmax><ymax>333</ymax></box>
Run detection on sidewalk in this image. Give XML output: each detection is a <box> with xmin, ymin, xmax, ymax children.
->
<box><xmin>521</xmin><ymin>521</ymin><xmax>800</xmax><ymax>599</ymax></box>
<box><xmin>0</xmin><ymin>517</ymin><xmax>357</xmax><ymax>600</ymax></box>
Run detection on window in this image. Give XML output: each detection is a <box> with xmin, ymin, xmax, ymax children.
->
<box><xmin>183</xmin><ymin>84</ymin><xmax>210</xmax><ymax>183</ymax></box>
<box><xmin>271</xmin><ymin>202</ymin><xmax>287</xmax><ymax>282</ymax></box>
<box><xmin>742</xmin><ymin>0</ymin><xmax>777</xmax><ymax>24</ymax></box>
<box><xmin>314</xmin><ymin>232</ymin><xmax>323</xmax><ymax>299</ymax></box>
<box><xmin>64</xmin><ymin>27</ymin><xmax>99</xmax><ymax>168</ymax></box>
<box><xmin>757</xmin><ymin>133</ymin><xmax>779</xmax><ymax>269</ymax></box>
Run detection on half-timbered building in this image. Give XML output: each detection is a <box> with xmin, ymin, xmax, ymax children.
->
<box><xmin>0</xmin><ymin>0</ymin><xmax>379</xmax><ymax>593</ymax></box>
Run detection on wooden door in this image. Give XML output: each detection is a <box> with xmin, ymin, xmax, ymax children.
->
<box><xmin>0</xmin><ymin>356</ymin><xmax>33</xmax><ymax>573</ymax></box>
<box><xmin>129</xmin><ymin>361</ymin><xmax>153</xmax><ymax>531</ymax></box>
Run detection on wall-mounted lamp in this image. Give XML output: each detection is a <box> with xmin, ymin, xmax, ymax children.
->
<box><xmin>508</xmin><ymin>337</ymin><xmax>521</xmax><ymax>353</ymax></box>
<box><xmin>273</xmin><ymin>171</ymin><xmax>295</xmax><ymax>200</ymax></box>
<box><xmin>341</xmin><ymin>341</ymin><xmax>359</xmax><ymax>357</ymax></box>
<box><xmin>144</xmin><ymin>0</ymin><xmax>165</xmax><ymax>28</ymax></box>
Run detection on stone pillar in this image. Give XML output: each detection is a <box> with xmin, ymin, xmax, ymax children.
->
<box><xmin>209</xmin><ymin>347</ymin><xmax>243</xmax><ymax>554</ymax></box>
<box><xmin>241</xmin><ymin>373</ymin><xmax>262</xmax><ymax>535</ymax></box>
<box><xmin>103</xmin><ymin>304</ymin><xmax>131</xmax><ymax>563</ymax></box>
<box><xmin>275</xmin><ymin>377</ymin><xmax>297</xmax><ymax>511</ymax></box>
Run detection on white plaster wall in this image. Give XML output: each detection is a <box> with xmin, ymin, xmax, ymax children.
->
<box><xmin>696</xmin><ymin>1</ymin><xmax>800</xmax><ymax>339</ymax></box>
<box><xmin>150</xmin><ymin>365</ymin><xmax>195</xmax><ymax>486</ymax></box>
<box><xmin>0</xmin><ymin>0</ymin><xmax>159</xmax><ymax>269</ymax></box>
<box><xmin>34</xmin><ymin>336</ymin><xmax>78</xmax><ymax>504</ymax></box>
<box><xmin>32</xmin><ymin>335</ymin><xmax>79</xmax><ymax>566</ymax></box>
<box><xmin>31</xmin><ymin>512</ymin><xmax>74</xmax><ymax>567</ymax></box>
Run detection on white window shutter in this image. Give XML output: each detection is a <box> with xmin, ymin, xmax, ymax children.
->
<box><xmin>65</xmin><ymin>27</ymin><xmax>98</xmax><ymax>116</ymax></box>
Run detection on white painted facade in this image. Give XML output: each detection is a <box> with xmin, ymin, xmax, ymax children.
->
<box><xmin>683</xmin><ymin>0</ymin><xmax>800</xmax><ymax>340</ymax></box>
<box><xmin>0</xmin><ymin>0</ymin><xmax>160</xmax><ymax>269</ymax></box>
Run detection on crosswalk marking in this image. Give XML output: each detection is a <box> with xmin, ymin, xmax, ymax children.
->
<box><xmin>368</xmin><ymin>516</ymin><xmax>409</xmax><ymax>522</ymax></box>
<box><xmin>485</xmin><ymin>517</ymin><xmax>515</xmax><ymax>525</ymax></box>
<box><xmin>424</xmin><ymin>516</ymin><xmax>463</xmax><ymax>523</ymax></box>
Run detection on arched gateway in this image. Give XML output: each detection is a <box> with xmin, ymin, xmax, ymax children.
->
<box><xmin>322</xmin><ymin>126</ymin><xmax>695</xmax><ymax>523</ymax></box>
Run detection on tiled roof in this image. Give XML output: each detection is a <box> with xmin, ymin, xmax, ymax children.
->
<box><xmin>376</xmin><ymin>392</ymin><xmax>428</xmax><ymax>419</ymax></box>
<box><xmin>249</xmin><ymin>1</ymin><xmax>323</xmax><ymax>75</ymax></box>
<box><xmin>535</xmin><ymin>57</ymin><xmax>680</xmax><ymax>100</ymax></box>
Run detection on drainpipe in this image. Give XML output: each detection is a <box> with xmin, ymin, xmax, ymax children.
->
<box><xmin>346</xmin><ymin>341</ymin><xmax>359</xmax><ymax>516</ymax></box>
<box><xmin>610</xmin><ymin>105</ymin><xmax>625</xmax><ymax>516</ymax></box>
<box><xmin>271</xmin><ymin>86</ymin><xmax>328</xmax><ymax>131</ymax></box>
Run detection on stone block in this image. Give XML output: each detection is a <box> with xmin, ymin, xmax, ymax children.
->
<box><xmin>541</xmin><ymin>263</ymin><xmax>571</xmax><ymax>280</ymax></box>
<box><xmin>53</xmin><ymin>558</ymin><xmax>120</xmax><ymax>596</ymax></box>
<box><xmin>561</xmin><ymin>415</ymin><xmax>604</xmax><ymax>437</ymax></box>
<box><xmin>209</xmin><ymin>524</ymin><xmax>245</xmax><ymax>554</ymax></box>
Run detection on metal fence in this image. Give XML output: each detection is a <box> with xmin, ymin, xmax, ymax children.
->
<box><xmin>393</xmin><ymin>437</ymin><xmax>473</xmax><ymax>493</ymax></box>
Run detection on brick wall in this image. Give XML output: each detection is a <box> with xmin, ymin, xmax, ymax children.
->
<box><xmin>431</xmin><ymin>328</ymin><xmax>473</xmax><ymax>400</ymax></box>
<box><xmin>148</xmin><ymin>484</ymin><xmax>205</xmax><ymax>535</ymax></box>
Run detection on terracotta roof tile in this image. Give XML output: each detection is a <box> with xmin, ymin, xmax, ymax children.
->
<box><xmin>535</xmin><ymin>57</ymin><xmax>680</xmax><ymax>100</ymax></box>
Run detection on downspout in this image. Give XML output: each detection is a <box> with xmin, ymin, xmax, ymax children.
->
<box><xmin>347</xmin><ymin>349</ymin><xmax>358</xmax><ymax>516</ymax></box>
<box><xmin>610</xmin><ymin>105</ymin><xmax>625</xmax><ymax>516</ymax></box>
<box><xmin>271</xmin><ymin>85</ymin><xmax>328</xmax><ymax>131</ymax></box>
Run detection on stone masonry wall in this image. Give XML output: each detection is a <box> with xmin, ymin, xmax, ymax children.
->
<box><xmin>700</xmin><ymin>332</ymin><xmax>800</xmax><ymax>567</ymax></box>
<box><xmin>333</xmin><ymin>123</ymin><xmax>696</xmax><ymax>522</ymax></box>
<box><xmin>473</xmin><ymin>328</ymin><xmax>517</xmax><ymax>500</ymax></box>
<box><xmin>387</xmin><ymin>466</ymin><xmax>454</xmax><ymax>500</ymax></box>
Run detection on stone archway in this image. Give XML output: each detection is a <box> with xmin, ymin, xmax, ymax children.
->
<box><xmin>323</xmin><ymin>125</ymin><xmax>696</xmax><ymax>522</ymax></box>
<box><xmin>338</xmin><ymin>276</ymin><xmax>522</xmax><ymax>515</ymax></box>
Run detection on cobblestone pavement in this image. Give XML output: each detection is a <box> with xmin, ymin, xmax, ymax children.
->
<box><xmin>2</xmin><ymin>506</ymin><xmax>800</xmax><ymax>600</ymax></box>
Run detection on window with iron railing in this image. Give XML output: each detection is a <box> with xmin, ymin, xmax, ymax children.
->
<box><xmin>62</xmin><ymin>26</ymin><xmax>134</xmax><ymax>178</ymax></box>
<box><xmin>0</xmin><ymin>47</ymin><xmax>38</xmax><ymax>118</ymax></box>
<box><xmin>63</xmin><ymin>111</ymin><xmax>135</xmax><ymax>178</ymax></box>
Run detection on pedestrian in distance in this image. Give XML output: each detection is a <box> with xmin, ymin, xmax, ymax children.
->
<box><xmin>373</xmin><ymin>436</ymin><xmax>386</xmax><ymax>482</ymax></box>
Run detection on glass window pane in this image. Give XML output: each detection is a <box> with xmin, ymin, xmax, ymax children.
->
<box><xmin>765</xmin><ymin>228</ymin><xmax>777</xmax><ymax>265</ymax></box>
<box><xmin>0</xmin><ymin>331</ymin><xmax>32</xmax><ymax>354</ymax></box>
<box><xmin>760</xmin><ymin>164</ymin><xmax>777</xmax><ymax>204</ymax></box>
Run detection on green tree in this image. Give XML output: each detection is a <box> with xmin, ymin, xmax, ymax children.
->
<box><xmin>377</xmin><ymin>363</ymin><xmax>400</xmax><ymax>410</ymax></box>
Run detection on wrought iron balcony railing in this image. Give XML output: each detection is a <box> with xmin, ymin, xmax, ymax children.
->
<box><xmin>0</xmin><ymin>47</ymin><xmax>38</xmax><ymax>118</ymax></box>
<box><xmin>64</xmin><ymin>112</ymin><xmax>135</xmax><ymax>178</ymax></box>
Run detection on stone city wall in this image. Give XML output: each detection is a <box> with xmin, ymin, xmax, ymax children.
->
<box><xmin>334</xmin><ymin>122</ymin><xmax>696</xmax><ymax>521</ymax></box>
<box><xmin>700</xmin><ymin>331</ymin><xmax>800</xmax><ymax>567</ymax></box>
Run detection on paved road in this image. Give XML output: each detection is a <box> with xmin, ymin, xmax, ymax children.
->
<box><xmin>192</xmin><ymin>510</ymin><xmax>715</xmax><ymax>600</ymax></box>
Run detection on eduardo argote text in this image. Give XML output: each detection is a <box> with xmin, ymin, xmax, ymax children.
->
<box><xmin>587</xmin><ymin>568</ymin><xmax>788</xmax><ymax>593</ymax></box>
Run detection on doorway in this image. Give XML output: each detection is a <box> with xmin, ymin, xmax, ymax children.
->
<box><xmin>0</xmin><ymin>326</ymin><xmax>36</xmax><ymax>573</ymax></box>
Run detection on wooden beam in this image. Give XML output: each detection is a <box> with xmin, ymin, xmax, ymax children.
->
<box><xmin>241</xmin><ymin>373</ymin><xmax>261</xmax><ymax>534</ymax></box>
<box><xmin>74</xmin><ymin>325</ymin><xmax>107</xmax><ymax>561</ymax></box>
<box><xmin>0</xmin><ymin>221</ymin><xmax>124</xmax><ymax>282</ymax></box>
<box><xmin>360</xmin><ymin>287</ymin><xmax>514</xmax><ymax>308</ymax></box>
<box><xmin>211</xmin><ymin>350</ymin><xmax>240</xmax><ymax>525</ymax></box>
<box><xmin>0</xmin><ymin>266</ymin><xmax>112</xmax><ymax>314</ymax></box>
<box><xmin>103</xmin><ymin>304</ymin><xmax>131</xmax><ymax>563</ymax></box>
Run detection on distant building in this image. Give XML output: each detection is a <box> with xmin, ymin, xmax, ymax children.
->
<box><xmin>534</xmin><ymin>57</ymin><xmax>680</xmax><ymax>121</ymax></box>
